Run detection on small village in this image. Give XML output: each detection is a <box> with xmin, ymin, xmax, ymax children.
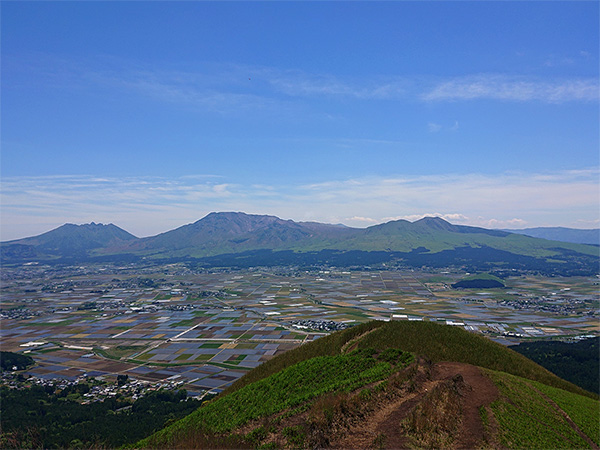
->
<box><xmin>0</xmin><ymin>369</ymin><xmax>199</xmax><ymax>404</ymax></box>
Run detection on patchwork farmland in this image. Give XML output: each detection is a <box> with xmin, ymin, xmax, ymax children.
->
<box><xmin>1</xmin><ymin>262</ymin><xmax>597</xmax><ymax>396</ymax></box>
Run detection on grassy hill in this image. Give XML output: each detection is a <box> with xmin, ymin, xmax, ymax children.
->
<box><xmin>452</xmin><ymin>272</ymin><xmax>506</xmax><ymax>288</ymax></box>
<box><xmin>137</xmin><ymin>321</ymin><xmax>599</xmax><ymax>449</ymax></box>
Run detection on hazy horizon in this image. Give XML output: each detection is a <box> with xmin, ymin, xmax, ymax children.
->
<box><xmin>2</xmin><ymin>2</ymin><xmax>598</xmax><ymax>241</ymax></box>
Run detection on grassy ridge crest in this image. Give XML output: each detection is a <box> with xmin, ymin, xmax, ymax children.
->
<box><xmin>353</xmin><ymin>321</ymin><xmax>595</xmax><ymax>399</ymax></box>
<box><xmin>227</xmin><ymin>320</ymin><xmax>595</xmax><ymax>400</ymax></box>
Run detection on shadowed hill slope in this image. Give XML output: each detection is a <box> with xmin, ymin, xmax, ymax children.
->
<box><xmin>510</xmin><ymin>337</ymin><xmax>600</xmax><ymax>394</ymax></box>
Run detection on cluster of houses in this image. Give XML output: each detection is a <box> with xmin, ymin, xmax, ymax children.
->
<box><xmin>498</xmin><ymin>296</ymin><xmax>595</xmax><ymax>316</ymax></box>
<box><xmin>291</xmin><ymin>319</ymin><xmax>352</xmax><ymax>332</ymax></box>
<box><xmin>0</xmin><ymin>370</ymin><xmax>191</xmax><ymax>404</ymax></box>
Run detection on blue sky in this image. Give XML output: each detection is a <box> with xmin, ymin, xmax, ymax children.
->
<box><xmin>2</xmin><ymin>1</ymin><xmax>598</xmax><ymax>240</ymax></box>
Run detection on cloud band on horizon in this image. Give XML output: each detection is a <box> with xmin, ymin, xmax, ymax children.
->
<box><xmin>1</xmin><ymin>169</ymin><xmax>598</xmax><ymax>241</ymax></box>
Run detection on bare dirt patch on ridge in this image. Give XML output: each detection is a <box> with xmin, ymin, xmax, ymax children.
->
<box><xmin>434</xmin><ymin>362</ymin><xmax>500</xmax><ymax>449</ymax></box>
<box><xmin>332</xmin><ymin>361</ymin><xmax>500</xmax><ymax>449</ymax></box>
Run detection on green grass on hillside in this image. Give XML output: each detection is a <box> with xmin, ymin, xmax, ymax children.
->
<box><xmin>136</xmin><ymin>321</ymin><xmax>599</xmax><ymax>449</ymax></box>
<box><xmin>461</xmin><ymin>273</ymin><xmax>505</xmax><ymax>283</ymax></box>
<box><xmin>327</xmin><ymin>226</ymin><xmax>600</xmax><ymax>257</ymax></box>
<box><xmin>138</xmin><ymin>348</ymin><xmax>413</xmax><ymax>448</ymax></box>
<box><xmin>531</xmin><ymin>380</ymin><xmax>600</xmax><ymax>445</ymax></box>
<box><xmin>487</xmin><ymin>369</ymin><xmax>599</xmax><ymax>448</ymax></box>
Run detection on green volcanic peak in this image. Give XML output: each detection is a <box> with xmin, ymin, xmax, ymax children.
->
<box><xmin>5</xmin><ymin>222</ymin><xmax>138</xmax><ymax>247</ymax></box>
<box><xmin>138</xmin><ymin>321</ymin><xmax>599</xmax><ymax>449</ymax></box>
<box><xmin>1</xmin><ymin>222</ymin><xmax>138</xmax><ymax>261</ymax></box>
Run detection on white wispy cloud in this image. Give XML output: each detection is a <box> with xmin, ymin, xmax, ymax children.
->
<box><xmin>426</xmin><ymin>121</ymin><xmax>459</xmax><ymax>133</ymax></box>
<box><xmin>2</xmin><ymin>170</ymin><xmax>598</xmax><ymax>241</ymax></box>
<box><xmin>113</xmin><ymin>75</ymin><xmax>281</xmax><ymax>115</ymax></box>
<box><xmin>10</xmin><ymin>54</ymin><xmax>598</xmax><ymax>111</ymax></box>
<box><xmin>345</xmin><ymin>216</ymin><xmax>379</xmax><ymax>224</ymax></box>
<box><xmin>0</xmin><ymin>175</ymin><xmax>242</xmax><ymax>239</ymax></box>
<box><xmin>104</xmin><ymin>66</ymin><xmax>600</xmax><ymax>107</ymax></box>
<box><xmin>427</xmin><ymin>122</ymin><xmax>442</xmax><ymax>133</ymax></box>
<box><xmin>297</xmin><ymin>170</ymin><xmax>599</xmax><ymax>229</ymax></box>
<box><xmin>423</xmin><ymin>74</ymin><xmax>599</xmax><ymax>103</ymax></box>
<box><xmin>267</xmin><ymin>71</ymin><xmax>409</xmax><ymax>100</ymax></box>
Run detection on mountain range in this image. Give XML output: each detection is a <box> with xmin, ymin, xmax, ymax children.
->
<box><xmin>2</xmin><ymin>212</ymin><xmax>599</xmax><ymax>274</ymax></box>
<box><xmin>501</xmin><ymin>226</ymin><xmax>600</xmax><ymax>246</ymax></box>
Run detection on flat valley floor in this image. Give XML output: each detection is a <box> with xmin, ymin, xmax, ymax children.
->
<box><xmin>1</xmin><ymin>263</ymin><xmax>598</xmax><ymax>395</ymax></box>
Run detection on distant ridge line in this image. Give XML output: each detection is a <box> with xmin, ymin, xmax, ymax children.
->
<box><xmin>500</xmin><ymin>226</ymin><xmax>600</xmax><ymax>246</ymax></box>
<box><xmin>1</xmin><ymin>212</ymin><xmax>598</xmax><ymax>276</ymax></box>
